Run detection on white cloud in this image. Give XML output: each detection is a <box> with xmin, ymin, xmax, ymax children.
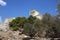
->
<box><xmin>0</xmin><ymin>0</ymin><xmax>6</xmax><ymax>6</ymax></box>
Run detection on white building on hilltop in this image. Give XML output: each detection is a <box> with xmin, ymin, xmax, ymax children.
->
<box><xmin>30</xmin><ymin>10</ymin><xmax>43</xmax><ymax>20</ymax></box>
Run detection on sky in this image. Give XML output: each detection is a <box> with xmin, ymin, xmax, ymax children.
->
<box><xmin>0</xmin><ymin>0</ymin><xmax>60</xmax><ymax>22</ymax></box>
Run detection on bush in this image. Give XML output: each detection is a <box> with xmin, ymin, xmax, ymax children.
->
<box><xmin>12</xmin><ymin>26</ymin><xmax>19</xmax><ymax>31</ymax></box>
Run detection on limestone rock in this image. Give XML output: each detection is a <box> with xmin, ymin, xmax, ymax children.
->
<box><xmin>0</xmin><ymin>18</ymin><xmax>15</xmax><ymax>31</ymax></box>
<box><xmin>0</xmin><ymin>30</ymin><xmax>30</xmax><ymax>40</ymax></box>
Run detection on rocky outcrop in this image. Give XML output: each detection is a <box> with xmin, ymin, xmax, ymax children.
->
<box><xmin>0</xmin><ymin>30</ymin><xmax>29</xmax><ymax>40</ymax></box>
<box><xmin>0</xmin><ymin>30</ymin><xmax>60</xmax><ymax>40</ymax></box>
<box><xmin>0</xmin><ymin>18</ymin><xmax>15</xmax><ymax>31</ymax></box>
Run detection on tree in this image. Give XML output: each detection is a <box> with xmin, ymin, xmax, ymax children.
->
<box><xmin>23</xmin><ymin>23</ymin><xmax>36</xmax><ymax>38</ymax></box>
<box><xmin>54</xmin><ymin>4</ymin><xmax>60</xmax><ymax>38</ymax></box>
<box><xmin>28</xmin><ymin>15</ymin><xmax>36</xmax><ymax>24</ymax></box>
<box><xmin>57</xmin><ymin>4</ymin><xmax>60</xmax><ymax>14</ymax></box>
<box><xmin>9</xmin><ymin>17</ymin><xmax>28</xmax><ymax>31</ymax></box>
<box><xmin>23</xmin><ymin>16</ymin><xmax>37</xmax><ymax>38</ymax></box>
<box><xmin>33</xmin><ymin>19</ymin><xmax>46</xmax><ymax>37</ymax></box>
<box><xmin>42</xmin><ymin>13</ymin><xmax>58</xmax><ymax>38</ymax></box>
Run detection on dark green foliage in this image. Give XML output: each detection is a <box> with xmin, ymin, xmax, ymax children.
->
<box><xmin>23</xmin><ymin>23</ymin><xmax>36</xmax><ymax>37</ymax></box>
<box><xmin>28</xmin><ymin>15</ymin><xmax>36</xmax><ymax>24</ymax></box>
<box><xmin>58</xmin><ymin>4</ymin><xmax>60</xmax><ymax>14</ymax></box>
<box><xmin>12</xmin><ymin>26</ymin><xmax>19</xmax><ymax>31</ymax></box>
<box><xmin>9</xmin><ymin>17</ymin><xmax>28</xmax><ymax>31</ymax></box>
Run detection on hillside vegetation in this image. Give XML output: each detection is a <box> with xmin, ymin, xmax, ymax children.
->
<box><xmin>9</xmin><ymin>4</ymin><xmax>60</xmax><ymax>38</ymax></box>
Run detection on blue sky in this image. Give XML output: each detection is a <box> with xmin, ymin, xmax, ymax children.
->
<box><xmin>0</xmin><ymin>0</ymin><xmax>59</xmax><ymax>21</ymax></box>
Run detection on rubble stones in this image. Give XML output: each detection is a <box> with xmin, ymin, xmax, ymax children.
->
<box><xmin>0</xmin><ymin>30</ymin><xmax>29</xmax><ymax>40</ymax></box>
<box><xmin>0</xmin><ymin>30</ymin><xmax>59</xmax><ymax>40</ymax></box>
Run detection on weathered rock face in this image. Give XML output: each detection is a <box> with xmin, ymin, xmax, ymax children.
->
<box><xmin>30</xmin><ymin>10</ymin><xmax>43</xmax><ymax>20</ymax></box>
<box><xmin>0</xmin><ymin>18</ymin><xmax>15</xmax><ymax>31</ymax></box>
<box><xmin>0</xmin><ymin>30</ymin><xmax>30</xmax><ymax>40</ymax></box>
<box><xmin>4</xmin><ymin>18</ymin><xmax>15</xmax><ymax>25</ymax></box>
<box><xmin>0</xmin><ymin>30</ymin><xmax>59</xmax><ymax>40</ymax></box>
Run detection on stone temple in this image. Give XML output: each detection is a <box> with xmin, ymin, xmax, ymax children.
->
<box><xmin>30</xmin><ymin>10</ymin><xmax>43</xmax><ymax>20</ymax></box>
